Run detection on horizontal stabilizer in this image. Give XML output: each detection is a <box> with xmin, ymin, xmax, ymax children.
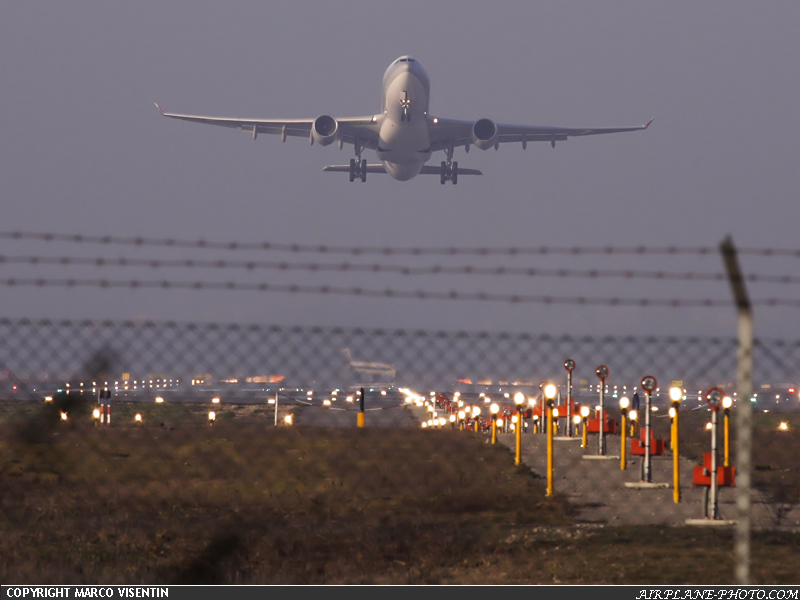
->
<box><xmin>420</xmin><ymin>165</ymin><xmax>482</xmax><ymax>176</ymax></box>
<box><xmin>323</xmin><ymin>164</ymin><xmax>387</xmax><ymax>173</ymax></box>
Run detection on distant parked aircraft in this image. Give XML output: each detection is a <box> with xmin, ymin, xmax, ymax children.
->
<box><xmin>340</xmin><ymin>348</ymin><xmax>395</xmax><ymax>384</ymax></box>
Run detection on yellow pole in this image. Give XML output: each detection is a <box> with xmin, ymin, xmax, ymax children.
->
<box><xmin>474</xmin><ymin>418</ymin><xmax>479</xmax><ymax>432</ymax></box>
<box><xmin>491</xmin><ymin>418</ymin><xmax>497</xmax><ymax>444</ymax></box>
<box><xmin>724</xmin><ymin>410</ymin><xmax>730</xmax><ymax>467</ymax></box>
<box><xmin>357</xmin><ymin>412</ymin><xmax>365</xmax><ymax>428</ymax></box>
<box><xmin>620</xmin><ymin>412</ymin><xmax>627</xmax><ymax>470</ymax></box>
<box><xmin>581</xmin><ymin>418</ymin><xmax>587</xmax><ymax>449</ymax></box>
<box><xmin>515</xmin><ymin>411</ymin><xmax>522</xmax><ymax>465</ymax></box>
<box><xmin>673</xmin><ymin>405</ymin><xmax>680</xmax><ymax>503</ymax></box>
<box><xmin>546</xmin><ymin>403</ymin><xmax>554</xmax><ymax>497</ymax></box>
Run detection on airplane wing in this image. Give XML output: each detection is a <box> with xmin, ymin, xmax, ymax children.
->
<box><xmin>428</xmin><ymin>117</ymin><xmax>654</xmax><ymax>152</ymax></box>
<box><xmin>322</xmin><ymin>164</ymin><xmax>482</xmax><ymax>175</ymax></box>
<box><xmin>154</xmin><ymin>103</ymin><xmax>380</xmax><ymax>148</ymax></box>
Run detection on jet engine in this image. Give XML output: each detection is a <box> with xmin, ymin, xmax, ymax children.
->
<box><xmin>471</xmin><ymin>118</ymin><xmax>498</xmax><ymax>150</ymax></box>
<box><xmin>311</xmin><ymin>115</ymin><xmax>338</xmax><ymax>146</ymax></box>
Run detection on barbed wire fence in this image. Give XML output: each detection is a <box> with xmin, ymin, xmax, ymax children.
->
<box><xmin>1</xmin><ymin>232</ymin><xmax>799</xmax><ymax>583</ymax></box>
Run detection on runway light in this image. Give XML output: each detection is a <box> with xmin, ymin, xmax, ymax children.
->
<box><xmin>284</xmin><ymin>414</ymin><xmax>293</xmax><ymax>425</ymax></box>
<box><xmin>208</xmin><ymin>411</ymin><xmax>216</xmax><ymax>423</ymax></box>
<box><xmin>155</xmin><ymin>397</ymin><xmax>164</xmax><ymax>403</ymax></box>
<box><xmin>705</xmin><ymin>422</ymin><xmax>712</xmax><ymax>430</ymax></box>
<box><xmin>93</xmin><ymin>409</ymin><xmax>100</xmax><ymax>419</ymax></box>
<box><xmin>45</xmin><ymin>396</ymin><xmax>53</xmax><ymax>402</ymax></box>
<box><xmin>135</xmin><ymin>413</ymin><xmax>142</xmax><ymax>424</ymax></box>
<box><xmin>778</xmin><ymin>422</ymin><xmax>789</xmax><ymax>431</ymax></box>
<box><xmin>60</xmin><ymin>412</ymin><xmax>68</xmax><ymax>420</ymax></box>
<box><xmin>212</xmin><ymin>397</ymin><xmax>220</xmax><ymax>404</ymax></box>
<box><xmin>323</xmin><ymin>399</ymin><xmax>331</xmax><ymax>406</ymax></box>
<box><xmin>381</xmin><ymin>390</ymin><xmax>386</xmax><ymax>396</ymax></box>
<box><xmin>347</xmin><ymin>396</ymin><xmax>354</xmax><ymax>402</ymax></box>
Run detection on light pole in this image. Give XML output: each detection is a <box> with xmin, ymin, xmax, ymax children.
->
<box><xmin>538</xmin><ymin>381</ymin><xmax>547</xmax><ymax>436</ymax></box>
<box><xmin>669</xmin><ymin>386</ymin><xmax>682</xmax><ymax>503</ymax></box>
<box><xmin>564</xmin><ymin>359</ymin><xmax>576</xmax><ymax>436</ymax></box>
<box><xmin>640</xmin><ymin>376</ymin><xmax>657</xmax><ymax>482</ymax></box>
<box><xmin>580</xmin><ymin>405</ymin><xmax>590</xmax><ymax>449</ymax></box>
<box><xmin>490</xmin><ymin>403</ymin><xmax>499</xmax><ymax>444</ymax></box>
<box><xmin>706</xmin><ymin>387</ymin><xmax>724</xmax><ymax>519</ymax></box>
<box><xmin>722</xmin><ymin>396</ymin><xmax>733</xmax><ymax>467</ymax></box>
<box><xmin>596</xmin><ymin>365</ymin><xmax>609</xmax><ymax>455</ymax></box>
<box><xmin>544</xmin><ymin>383</ymin><xmax>557</xmax><ymax>496</ymax></box>
<box><xmin>619</xmin><ymin>396</ymin><xmax>630</xmax><ymax>470</ymax></box>
<box><xmin>514</xmin><ymin>393</ymin><xmax>525</xmax><ymax>464</ymax></box>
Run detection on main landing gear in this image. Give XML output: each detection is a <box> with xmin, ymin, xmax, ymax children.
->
<box><xmin>349</xmin><ymin>158</ymin><xmax>367</xmax><ymax>182</ymax></box>
<box><xmin>349</xmin><ymin>139</ymin><xmax>367</xmax><ymax>182</ymax></box>
<box><xmin>440</xmin><ymin>142</ymin><xmax>458</xmax><ymax>185</ymax></box>
<box><xmin>440</xmin><ymin>161</ymin><xmax>458</xmax><ymax>185</ymax></box>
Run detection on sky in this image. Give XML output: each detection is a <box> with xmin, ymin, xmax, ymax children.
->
<box><xmin>1</xmin><ymin>1</ymin><xmax>798</xmax><ymax>339</ymax></box>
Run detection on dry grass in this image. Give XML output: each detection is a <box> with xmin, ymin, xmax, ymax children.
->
<box><xmin>1</xmin><ymin>398</ymin><xmax>799</xmax><ymax>584</ymax></box>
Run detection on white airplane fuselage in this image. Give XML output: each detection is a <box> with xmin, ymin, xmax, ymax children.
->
<box><xmin>376</xmin><ymin>57</ymin><xmax>433</xmax><ymax>180</ymax></box>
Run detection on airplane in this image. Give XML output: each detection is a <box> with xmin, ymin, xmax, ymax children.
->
<box><xmin>155</xmin><ymin>56</ymin><xmax>652</xmax><ymax>184</ymax></box>
<box><xmin>340</xmin><ymin>348</ymin><xmax>396</xmax><ymax>384</ymax></box>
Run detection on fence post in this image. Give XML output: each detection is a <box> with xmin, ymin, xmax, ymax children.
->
<box><xmin>720</xmin><ymin>235</ymin><xmax>753</xmax><ymax>585</ymax></box>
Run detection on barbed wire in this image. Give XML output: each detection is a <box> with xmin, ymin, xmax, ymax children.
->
<box><xmin>1</xmin><ymin>254</ymin><xmax>799</xmax><ymax>285</ymax></box>
<box><xmin>1</xmin><ymin>276</ymin><xmax>799</xmax><ymax>307</ymax></box>
<box><xmin>2</xmin><ymin>231</ymin><xmax>799</xmax><ymax>257</ymax></box>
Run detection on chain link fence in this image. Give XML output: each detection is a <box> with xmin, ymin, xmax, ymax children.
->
<box><xmin>1</xmin><ymin>235</ymin><xmax>798</xmax><ymax>583</ymax></box>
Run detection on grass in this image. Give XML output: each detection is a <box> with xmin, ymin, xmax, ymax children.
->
<box><xmin>1</xmin><ymin>397</ymin><xmax>799</xmax><ymax>584</ymax></box>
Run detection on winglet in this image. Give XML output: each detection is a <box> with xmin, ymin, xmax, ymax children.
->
<box><xmin>154</xmin><ymin>102</ymin><xmax>164</xmax><ymax>115</ymax></box>
<box><xmin>644</xmin><ymin>117</ymin><xmax>655</xmax><ymax>129</ymax></box>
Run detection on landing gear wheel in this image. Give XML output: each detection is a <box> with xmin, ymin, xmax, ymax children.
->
<box><xmin>360</xmin><ymin>159</ymin><xmax>367</xmax><ymax>182</ymax></box>
<box><xmin>440</xmin><ymin>161</ymin><xmax>447</xmax><ymax>185</ymax></box>
<box><xmin>349</xmin><ymin>159</ymin><xmax>356</xmax><ymax>182</ymax></box>
<box><xmin>451</xmin><ymin>161</ymin><xmax>458</xmax><ymax>185</ymax></box>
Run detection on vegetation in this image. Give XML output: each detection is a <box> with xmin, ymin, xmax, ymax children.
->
<box><xmin>1</xmin><ymin>398</ymin><xmax>798</xmax><ymax>584</ymax></box>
